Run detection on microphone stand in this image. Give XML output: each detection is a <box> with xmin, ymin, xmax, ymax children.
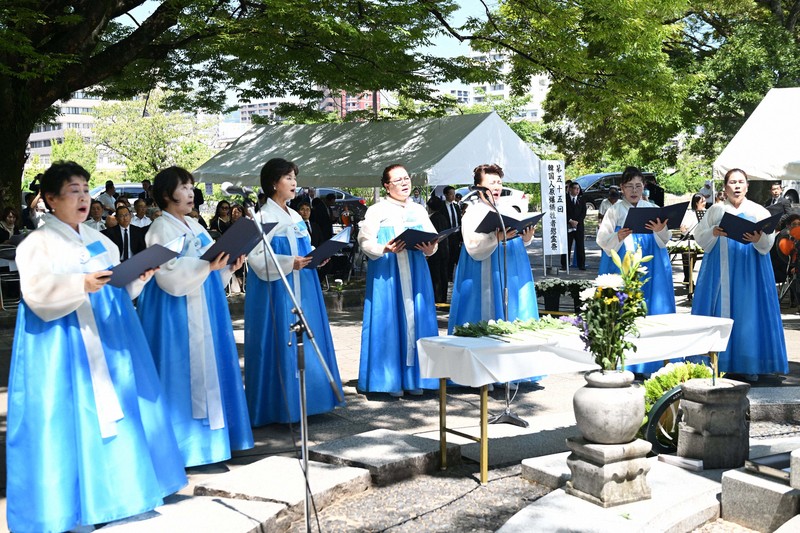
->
<box><xmin>479</xmin><ymin>192</ymin><xmax>528</xmax><ymax>429</ymax></box>
<box><xmin>248</xmin><ymin>208</ymin><xmax>344</xmax><ymax>532</ymax></box>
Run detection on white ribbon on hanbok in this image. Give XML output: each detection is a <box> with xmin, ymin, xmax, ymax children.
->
<box><xmin>392</xmin><ymin>217</ymin><xmax>417</xmax><ymax>367</ymax></box>
<box><xmin>161</xmin><ymin>211</ymin><xmax>225</xmax><ymax>430</ymax></box>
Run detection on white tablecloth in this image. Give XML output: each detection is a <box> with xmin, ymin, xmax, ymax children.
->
<box><xmin>417</xmin><ymin>314</ymin><xmax>733</xmax><ymax>387</ymax></box>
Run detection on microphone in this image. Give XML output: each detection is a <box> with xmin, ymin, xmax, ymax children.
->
<box><xmin>247</xmin><ymin>207</ymin><xmax>261</xmax><ymax>229</ymax></box>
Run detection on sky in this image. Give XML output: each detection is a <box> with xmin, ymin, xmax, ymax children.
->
<box><xmin>422</xmin><ymin>1</ymin><xmax>495</xmax><ymax>58</ymax></box>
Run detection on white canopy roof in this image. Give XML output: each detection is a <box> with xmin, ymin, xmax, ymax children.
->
<box><xmin>193</xmin><ymin>112</ymin><xmax>541</xmax><ymax>187</ymax></box>
<box><xmin>713</xmin><ymin>87</ymin><xmax>800</xmax><ymax>181</ymax></box>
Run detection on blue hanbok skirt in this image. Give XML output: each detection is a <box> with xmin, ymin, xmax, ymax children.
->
<box><xmin>244</xmin><ymin>235</ymin><xmax>344</xmax><ymax>425</ymax></box>
<box><xmin>599</xmin><ymin>230</ymin><xmax>676</xmax><ymax>373</ymax></box>
<box><xmin>448</xmin><ymin>237</ymin><xmax>539</xmax><ymax>332</ymax></box>
<box><xmin>137</xmin><ymin>271</ymin><xmax>254</xmax><ymax>467</ymax></box>
<box><xmin>692</xmin><ymin>236</ymin><xmax>787</xmax><ymax>375</ymax></box>
<box><xmin>7</xmin><ymin>289</ymin><xmax>187</xmax><ymax>533</ymax></box>
<box><xmin>359</xmin><ymin>228</ymin><xmax>439</xmax><ymax>393</ymax></box>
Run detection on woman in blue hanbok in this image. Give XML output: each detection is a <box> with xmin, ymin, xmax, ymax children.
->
<box><xmin>245</xmin><ymin>158</ymin><xmax>344</xmax><ymax>425</ymax></box>
<box><xmin>448</xmin><ymin>164</ymin><xmax>538</xmax><ymax>333</ymax></box>
<box><xmin>596</xmin><ymin>166</ymin><xmax>676</xmax><ymax>374</ymax></box>
<box><xmin>691</xmin><ymin>168</ymin><xmax>787</xmax><ymax>379</ymax></box>
<box><xmin>358</xmin><ymin>164</ymin><xmax>439</xmax><ymax>396</ymax></box>
<box><xmin>7</xmin><ymin>162</ymin><xmax>187</xmax><ymax>533</ymax></box>
<box><xmin>137</xmin><ymin>166</ymin><xmax>253</xmax><ymax>467</ymax></box>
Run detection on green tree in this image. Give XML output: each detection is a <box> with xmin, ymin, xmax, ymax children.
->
<box><xmin>92</xmin><ymin>90</ymin><xmax>213</xmax><ymax>182</ymax></box>
<box><xmin>0</xmin><ymin>1</ymin><xmax>487</xmax><ymax>207</ymax></box>
<box><xmin>428</xmin><ymin>0</ymin><xmax>800</xmax><ymax>180</ymax></box>
<box><xmin>50</xmin><ymin>129</ymin><xmax>98</xmax><ymax>176</ymax></box>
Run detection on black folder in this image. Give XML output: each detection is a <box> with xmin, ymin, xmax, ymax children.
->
<box><xmin>305</xmin><ymin>227</ymin><xmax>352</xmax><ymax>268</ymax></box>
<box><xmin>474</xmin><ymin>212</ymin><xmax>545</xmax><ymax>234</ymax></box>
<box><xmin>622</xmin><ymin>202</ymin><xmax>690</xmax><ymax>233</ymax></box>
<box><xmin>392</xmin><ymin>227</ymin><xmax>460</xmax><ymax>249</ymax></box>
<box><xmin>719</xmin><ymin>212</ymin><xmax>782</xmax><ymax>244</ymax></box>
<box><xmin>200</xmin><ymin>217</ymin><xmax>276</xmax><ymax>265</ymax></box>
<box><xmin>108</xmin><ymin>244</ymin><xmax>179</xmax><ymax>288</ymax></box>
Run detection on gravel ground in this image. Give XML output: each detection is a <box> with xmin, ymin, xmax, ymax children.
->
<box><xmin>288</xmin><ymin>421</ymin><xmax>800</xmax><ymax>533</ymax></box>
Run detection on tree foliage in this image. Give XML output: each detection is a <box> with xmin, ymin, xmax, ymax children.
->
<box><xmin>92</xmin><ymin>90</ymin><xmax>213</xmax><ymax>182</ymax></box>
<box><xmin>51</xmin><ymin>129</ymin><xmax>98</xmax><ymax>176</ymax></box>
<box><xmin>0</xmin><ymin>0</ymin><xmax>488</xmax><ymax>206</ymax></box>
<box><xmin>429</xmin><ymin>0</ymin><xmax>800</xmax><ymax>178</ymax></box>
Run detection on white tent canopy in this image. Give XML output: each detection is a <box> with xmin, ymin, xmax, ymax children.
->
<box><xmin>193</xmin><ymin>112</ymin><xmax>541</xmax><ymax>188</ymax></box>
<box><xmin>713</xmin><ymin>87</ymin><xmax>800</xmax><ymax>181</ymax></box>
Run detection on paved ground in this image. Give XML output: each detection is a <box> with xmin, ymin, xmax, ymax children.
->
<box><xmin>0</xmin><ymin>232</ymin><xmax>797</xmax><ymax>532</ymax></box>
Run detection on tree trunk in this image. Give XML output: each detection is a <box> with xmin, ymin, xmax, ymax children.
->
<box><xmin>0</xmin><ymin>96</ymin><xmax>38</xmax><ymax>212</ymax></box>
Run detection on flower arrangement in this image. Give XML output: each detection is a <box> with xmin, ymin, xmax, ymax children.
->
<box><xmin>570</xmin><ymin>247</ymin><xmax>651</xmax><ymax>371</ymax></box>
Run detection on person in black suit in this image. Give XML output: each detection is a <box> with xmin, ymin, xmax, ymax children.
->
<box><xmin>311</xmin><ymin>193</ymin><xmax>335</xmax><ymax>240</ymax></box>
<box><xmin>426</xmin><ymin>195</ymin><xmax>450</xmax><ymax>303</ymax></box>
<box><xmin>561</xmin><ymin>181</ymin><xmax>587</xmax><ymax>270</ymax></box>
<box><xmin>297</xmin><ymin>201</ymin><xmax>323</xmax><ymax>247</ymax></box>
<box><xmin>102</xmin><ymin>205</ymin><xmax>146</xmax><ymax>261</ymax></box>
<box><xmin>765</xmin><ymin>182</ymin><xmax>792</xmax><ymax>217</ymax></box>
<box><xmin>441</xmin><ymin>186</ymin><xmax>462</xmax><ymax>281</ymax></box>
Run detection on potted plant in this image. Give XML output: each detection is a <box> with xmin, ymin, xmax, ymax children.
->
<box><xmin>535</xmin><ymin>277</ymin><xmax>567</xmax><ymax>312</ymax></box>
<box><xmin>566</xmin><ymin>279</ymin><xmax>593</xmax><ymax>314</ymax></box>
<box><xmin>569</xmin><ymin>247</ymin><xmax>651</xmax><ymax>444</ymax></box>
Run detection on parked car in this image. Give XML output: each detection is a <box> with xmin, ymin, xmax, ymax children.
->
<box><xmin>573</xmin><ymin>172</ymin><xmax>663</xmax><ymax>209</ymax></box>
<box><xmin>306</xmin><ymin>187</ymin><xmax>367</xmax><ymax>219</ymax></box>
<box><xmin>455</xmin><ymin>186</ymin><xmax>529</xmax><ymax>213</ymax></box>
<box><xmin>90</xmin><ymin>182</ymin><xmax>145</xmax><ymax>205</ymax></box>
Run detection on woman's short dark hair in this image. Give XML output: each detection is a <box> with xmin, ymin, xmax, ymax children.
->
<box><xmin>381</xmin><ymin>164</ymin><xmax>405</xmax><ymax>185</ymax></box>
<box><xmin>427</xmin><ymin>194</ymin><xmax>444</xmax><ymax>212</ymax></box>
<box><xmin>260</xmin><ymin>158</ymin><xmax>299</xmax><ymax>198</ymax></box>
<box><xmin>780</xmin><ymin>213</ymin><xmax>800</xmax><ymax>230</ymax></box>
<box><xmin>691</xmin><ymin>193</ymin><xmax>705</xmax><ymax>211</ymax></box>
<box><xmin>152</xmin><ymin>166</ymin><xmax>194</xmax><ymax>209</ymax></box>
<box><xmin>473</xmin><ymin>164</ymin><xmax>504</xmax><ymax>186</ymax></box>
<box><xmin>620</xmin><ymin>166</ymin><xmax>644</xmax><ymax>186</ymax></box>
<box><xmin>1</xmin><ymin>206</ymin><xmax>19</xmax><ymax>227</ymax></box>
<box><xmin>724</xmin><ymin>168</ymin><xmax>748</xmax><ymax>184</ymax></box>
<box><xmin>41</xmin><ymin>161</ymin><xmax>90</xmax><ymax>198</ymax></box>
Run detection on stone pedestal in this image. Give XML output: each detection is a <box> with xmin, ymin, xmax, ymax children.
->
<box><xmin>678</xmin><ymin>378</ymin><xmax>750</xmax><ymax>469</ymax></box>
<box><xmin>564</xmin><ymin>436</ymin><xmax>652</xmax><ymax>508</ymax></box>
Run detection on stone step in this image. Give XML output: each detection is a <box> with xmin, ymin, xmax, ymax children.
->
<box><xmin>101</xmin><ymin>494</ymin><xmax>285</xmax><ymax>532</ymax></box>
<box><xmin>193</xmin><ymin>456</ymin><xmax>371</xmax><ymax>530</ymax></box>
<box><xmin>749</xmin><ymin>387</ymin><xmax>800</xmax><ymax>423</ymax></box>
<box><xmin>505</xmin><ymin>456</ymin><xmax>723</xmax><ymax>532</ymax></box>
<box><xmin>721</xmin><ymin>469</ymin><xmax>800</xmax><ymax>532</ymax></box>
<box><xmin>308</xmin><ymin>428</ymin><xmax>461</xmax><ymax>485</ymax></box>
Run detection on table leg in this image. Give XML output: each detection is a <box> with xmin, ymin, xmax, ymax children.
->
<box><xmin>710</xmin><ymin>352</ymin><xmax>718</xmax><ymax>386</ymax></box>
<box><xmin>480</xmin><ymin>384</ymin><xmax>488</xmax><ymax>484</ymax></box>
<box><xmin>439</xmin><ymin>378</ymin><xmax>447</xmax><ymax>470</ymax></box>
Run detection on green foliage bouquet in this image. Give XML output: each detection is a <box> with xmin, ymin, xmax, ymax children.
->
<box><xmin>572</xmin><ymin>247</ymin><xmax>651</xmax><ymax>371</ymax></box>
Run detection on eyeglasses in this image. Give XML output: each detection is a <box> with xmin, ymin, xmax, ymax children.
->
<box><xmin>622</xmin><ymin>184</ymin><xmax>644</xmax><ymax>192</ymax></box>
<box><xmin>389</xmin><ymin>176</ymin><xmax>411</xmax><ymax>185</ymax></box>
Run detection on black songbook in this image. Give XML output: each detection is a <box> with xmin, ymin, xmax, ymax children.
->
<box><xmin>719</xmin><ymin>212</ymin><xmax>782</xmax><ymax>244</ymax></box>
<box><xmin>622</xmin><ymin>202</ymin><xmax>690</xmax><ymax>233</ymax></box>
<box><xmin>108</xmin><ymin>244</ymin><xmax>178</xmax><ymax>288</ymax></box>
<box><xmin>200</xmin><ymin>216</ymin><xmax>277</xmax><ymax>265</ymax></box>
<box><xmin>305</xmin><ymin>226</ymin><xmax>351</xmax><ymax>268</ymax></box>
<box><xmin>474</xmin><ymin>211</ymin><xmax>545</xmax><ymax>234</ymax></box>
<box><xmin>392</xmin><ymin>227</ymin><xmax>460</xmax><ymax>249</ymax></box>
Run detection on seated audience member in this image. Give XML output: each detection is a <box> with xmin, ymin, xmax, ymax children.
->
<box><xmin>0</xmin><ymin>207</ymin><xmax>21</xmax><ymax>243</ymax></box>
<box><xmin>189</xmin><ymin>208</ymin><xmax>208</xmax><ymax>229</ymax></box>
<box><xmin>97</xmin><ymin>180</ymin><xmax>117</xmax><ymax>214</ymax></box>
<box><xmin>147</xmin><ymin>206</ymin><xmax>162</xmax><ymax>221</ymax></box>
<box><xmin>102</xmin><ymin>205</ymin><xmax>146</xmax><ymax>261</ymax></box>
<box><xmin>131</xmin><ymin>198</ymin><xmax>152</xmax><ymax>228</ymax></box>
<box><xmin>84</xmin><ymin>200</ymin><xmax>107</xmax><ymax>231</ymax></box>
<box><xmin>209</xmin><ymin>200</ymin><xmax>232</xmax><ymax>234</ymax></box>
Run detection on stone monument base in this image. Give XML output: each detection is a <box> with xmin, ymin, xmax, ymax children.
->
<box><xmin>564</xmin><ymin>436</ymin><xmax>652</xmax><ymax>508</ymax></box>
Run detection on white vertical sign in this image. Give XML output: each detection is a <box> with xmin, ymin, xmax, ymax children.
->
<box><xmin>541</xmin><ymin>160</ymin><xmax>568</xmax><ymax>256</ymax></box>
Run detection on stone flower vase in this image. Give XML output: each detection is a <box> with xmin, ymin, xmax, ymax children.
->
<box><xmin>573</xmin><ymin>369</ymin><xmax>644</xmax><ymax>444</ymax></box>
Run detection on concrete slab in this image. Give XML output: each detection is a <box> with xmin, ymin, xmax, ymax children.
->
<box><xmin>308</xmin><ymin>428</ymin><xmax>461</xmax><ymax>485</ymax></box>
<box><xmin>749</xmin><ymin>387</ymin><xmax>800</xmax><ymax>422</ymax></box>
<box><xmin>721</xmin><ymin>468</ymin><xmax>800</xmax><ymax>532</ymax></box>
<box><xmin>101</xmin><ymin>495</ymin><xmax>285</xmax><ymax>532</ymax></box>
<box><xmin>193</xmin><ymin>456</ymin><xmax>370</xmax><ymax>528</ymax></box>
<box><xmin>500</xmin><ymin>457</ymin><xmax>722</xmax><ymax>533</ymax></box>
<box><xmin>776</xmin><ymin>514</ymin><xmax>800</xmax><ymax>532</ymax></box>
<box><xmin>521</xmin><ymin>452</ymin><xmax>571</xmax><ymax>489</ymax></box>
